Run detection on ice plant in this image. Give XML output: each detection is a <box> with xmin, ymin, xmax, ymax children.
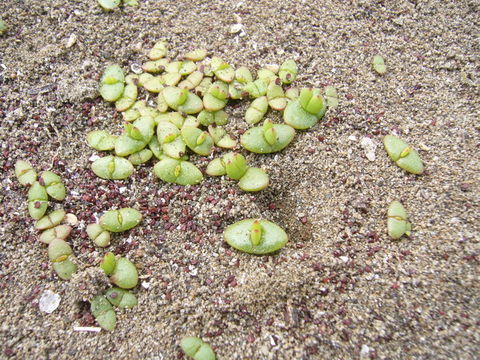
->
<box><xmin>39</xmin><ymin>225</ymin><xmax>72</xmax><ymax>244</ymax></box>
<box><xmin>180</xmin><ymin>337</ymin><xmax>216</xmax><ymax>360</ymax></box>
<box><xmin>245</xmin><ymin>96</ymin><xmax>268</xmax><ymax>124</ymax></box>
<box><xmin>387</xmin><ymin>201</ymin><xmax>412</xmax><ymax>239</ymax></box>
<box><xmin>99</xmin><ymin>208</ymin><xmax>143</xmax><ymax>233</ymax></box>
<box><xmin>86</xmin><ymin>223</ymin><xmax>111</xmax><ymax>247</ymax></box>
<box><xmin>91</xmin><ymin>155</ymin><xmax>134</xmax><ymax>180</ymax></box>
<box><xmin>39</xmin><ymin>171</ymin><xmax>66</xmax><ymax>201</ymax></box>
<box><xmin>153</xmin><ymin>158</ymin><xmax>203</xmax><ymax>185</ymax></box>
<box><xmin>241</xmin><ymin>119</ymin><xmax>295</xmax><ymax>154</ymax></box>
<box><xmin>35</xmin><ymin>209</ymin><xmax>66</xmax><ymax>231</ymax></box>
<box><xmin>101</xmin><ymin>253</ymin><xmax>139</xmax><ymax>289</ymax></box>
<box><xmin>278</xmin><ymin>59</ymin><xmax>298</xmax><ymax>84</ymax></box>
<box><xmin>48</xmin><ymin>238</ymin><xmax>77</xmax><ymax>280</ymax></box>
<box><xmin>91</xmin><ymin>295</ymin><xmax>116</xmax><ymax>331</ymax></box>
<box><xmin>28</xmin><ymin>181</ymin><xmax>49</xmax><ymax>220</ymax></box>
<box><xmin>383</xmin><ymin>135</ymin><xmax>424</xmax><ymax>174</ymax></box>
<box><xmin>15</xmin><ymin>160</ymin><xmax>37</xmax><ymax>186</ymax></box>
<box><xmin>87</xmin><ymin>130</ymin><xmax>117</xmax><ymax>151</ymax></box>
<box><xmin>224</xmin><ymin>219</ymin><xmax>288</xmax><ymax>254</ymax></box>
<box><xmin>105</xmin><ymin>288</ymin><xmax>138</xmax><ymax>308</ymax></box>
<box><xmin>324</xmin><ymin>86</ymin><xmax>339</xmax><ymax>108</ymax></box>
<box><xmin>373</xmin><ymin>55</ymin><xmax>387</xmax><ymax>75</ymax></box>
<box><xmin>99</xmin><ymin>65</ymin><xmax>125</xmax><ymax>102</ymax></box>
<box><xmin>283</xmin><ymin>88</ymin><xmax>327</xmax><ymax>130</ymax></box>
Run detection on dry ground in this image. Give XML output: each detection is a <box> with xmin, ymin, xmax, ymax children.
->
<box><xmin>0</xmin><ymin>0</ymin><xmax>479</xmax><ymax>359</ymax></box>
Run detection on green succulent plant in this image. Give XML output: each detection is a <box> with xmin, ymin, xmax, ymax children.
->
<box><xmin>99</xmin><ymin>208</ymin><xmax>143</xmax><ymax>233</ymax></box>
<box><xmin>15</xmin><ymin>160</ymin><xmax>37</xmax><ymax>186</ymax></box>
<box><xmin>224</xmin><ymin>219</ymin><xmax>288</xmax><ymax>254</ymax></box>
<box><xmin>91</xmin><ymin>156</ymin><xmax>134</xmax><ymax>180</ymax></box>
<box><xmin>241</xmin><ymin>119</ymin><xmax>295</xmax><ymax>154</ymax></box>
<box><xmin>180</xmin><ymin>337</ymin><xmax>216</xmax><ymax>360</ymax></box>
<box><xmin>387</xmin><ymin>201</ymin><xmax>412</xmax><ymax>239</ymax></box>
<box><xmin>99</xmin><ymin>65</ymin><xmax>125</xmax><ymax>102</ymax></box>
<box><xmin>373</xmin><ymin>55</ymin><xmax>387</xmax><ymax>75</ymax></box>
<box><xmin>283</xmin><ymin>88</ymin><xmax>327</xmax><ymax>130</ymax></box>
<box><xmin>383</xmin><ymin>135</ymin><xmax>424</xmax><ymax>175</ymax></box>
<box><xmin>91</xmin><ymin>295</ymin><xmax>117</xmax><ymax>331</ymax></box>
<box><xmin>100</xmin><ymin>252</ymin><xmax>139</xmax><ymax>289</ymax></box>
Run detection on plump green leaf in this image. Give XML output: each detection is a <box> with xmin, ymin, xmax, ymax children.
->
<box><xmin>224</xmin><ymin>219</ymin><xmax>288</xmax><ymax>254</ymax></box>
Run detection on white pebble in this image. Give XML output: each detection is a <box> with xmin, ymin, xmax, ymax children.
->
<box><xmin>66</xmin><ymin>34</ymin><xmax>77</xmax><ymax>48</ymax></box>
<box><xmin>230</xmin><ymin>23</ymin><xmax>243</xmax><ymax>34</ymax></box>
<box><xmin>360</xmin><ymin>137</ymin><xmax>377</xmax><ymax>161</ymax></box>
<box><xmin>39</xmin><ymin>290</ymin><xmax>61</xmax><ymax>314</ymax></box>
<box><xmin>360</xmin><ymin>344</ymin><xmax>371</xmax><ymax>358</ymax></box>
<box><xmin>88</xmin><ymin>154</ymin><xmax>100</xmax><ymax>162</ymax></box>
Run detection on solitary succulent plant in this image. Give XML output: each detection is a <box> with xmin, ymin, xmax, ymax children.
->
<box><xmin>224</xmin><ymin>219</ymin><xmax>288</xmax><ymax>254</ymax></box>
<box><xmin>383</xmin><ymin>135</ymin><xmax>424</xmax><ymax>175</ymax></box>
<box><xmin>180</xmin><ymin>337</ymin><xmax>216</xmax><ymax>360</ymax></box>
<box><xmin>387</xmin><ymin>201</ymin><xmax>412</xmax><ymax>239</ymax></box>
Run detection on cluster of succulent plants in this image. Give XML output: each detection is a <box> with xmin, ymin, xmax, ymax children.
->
<box><xmin>91</xmin><ymin>252</ymin><xmax>139</xmax><ymax>330</ymax></box>
<box><xmin>89</xmin><ymin>41</ymin><xmax>333</xmax><ymax>193</ymax></box>
<box><xmin>15</xmin><ymin>159</ymin><xmax>142</xmax><ymax>330</ymax></box>
<box><xmin>206</xmin><ymin>152</ymin><xmax>269</xmax><ymax>192</ymax></box>
<box><xmin>85</xmin><ymin>210</ymin><xmax>142</xmax><ymax>330</ymax></box>
<box><xmin>14</xmin><ymin>41</ymin><xmax>426</xmax><ymax>344</ymax></box>
<box><xmin>86</xmin><ymin>207</ymin><xmax>142</xmax><ymax>253</ymax></box>
<box><xmin>15</xmin><ymin>160</ymin><xmax>78</xmax><ymax>280</ymax></box>
<box><xmin>383</xmin><ymin>135</ymin><xmax>424</xmax><ymax>175</ymax></box>
<box><xmin>382</xmin><ymin>134</ymin><xmax>424</xmax><ymax>240</ymax></box>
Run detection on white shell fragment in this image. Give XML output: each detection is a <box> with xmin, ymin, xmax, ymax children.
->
<box><xmin>66</xmin><ymin>34</ymin><xmax>77</xmax><ymax>48</ymax></box>
<box><xmin>39</xmin><ymin>290</ymin><xmax>61</xmax><ymax>314</ymax></box>
<box><xmin>360</xmin><ymin>137</ymin><xmax>377</xmax><ymax>161</ymax></box>
<box><xmin>230</xmin><ymin>24</ymin><xmax>243</xmax><ymax>34</ymax></box>
<box><xmin>73</xmin><ymin>326</ymin><xmax>102</xmax><ymax>333</ymax></box>
<box><xmin>64</xmin><ymin>213</ymin><xmax>79</xmax><ymax>226</ymax></box>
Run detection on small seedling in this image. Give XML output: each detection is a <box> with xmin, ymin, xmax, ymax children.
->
<box><xmin>91</xmin><ymin>295</ymin><xmax>117</xmax><ymax>331</ymax></box>
<box><xmin>224</xmin><ymin>219</ymin><xmax>288</xmax><ymax>254</ymax></box>
<box><xmin>387</xmin><ymin>201</ymin><xmax>412</xmax><ymax>239</ymax></box>
<box><xmin>383</xmin><ymin>135</ymin><xmax>424</xmax><ymax>174</ymax></box>
<box><xmin>86</xmin><ymin>223</ymin><xmax>111</xmax><ymax>247</ymax></box>
<box><xmin>180</xmin><ymin>337</ymin><xmax>216</xmax><ymax>360</ymax></box>
<box><xmin>91</xmin><ymin>155</ymin><xmax>134</xmax><ymax>180</ymax></box>
<box><xmin>100</xmin><ymin>253</ymin><xmax>139</xmax><ymax>289</ymax></box>
<box><xmin>35</xmin><ymin>209</ymin><xmax>66</xmax><ymax>231</ymax></box>
<box><xmin>283</xmin><ymin>88</ymin><xmax>327</xmax><ymax>129</ymax></box>
<box><xmin>241</xmin><ymin>119</ymin><xmax>295</xmax><ymax>154</ymax></box>
<box><xmin>99</xmin><ymin>208</ymin><xmax>143</xmax><ymax>233</ymax></box>
<box><xmin>15</xmin><ymin>160</ymin><xmax>37</xmax><ymax>186</ymax></box>
<box><xmin>373</xmin><ymin>55</ymin><xmax>387</xmax><ymax>75</ymax></box>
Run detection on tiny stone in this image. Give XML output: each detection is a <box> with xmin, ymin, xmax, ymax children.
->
<box><xmin>360</xmin><ymin>137</ymin><xmax>377</xmax><ymax>161</ymax></box>
<box><xmin>66</xmin><ymin>34</ymin><xmax>77</xmax><ymax>48</ymax></box>
<box><xmin>131</xmin><ymin>63</ymin><xmax>143</xmax><ymax>74</ymax></box>
<box><xmin>39</xmin><ymin>290</ymin><xmax>61</xmax><ymax>314</ymax></box>
<box><xmin>360</xmin><ymin>344</ymin><xmax>370</xmax><ymax>358</ymax></box>
<box><xmin>230</xmin><ymin>23</ymin><xmax>243</xmax><ymax>34</ymax></box>
<box><xmin>89</xmin><ymin>154</ymin><xmax>100</xmax><ymax>162</ymax></box>
<box><xmin>64</xmin><ymin>213</ymin><xmax>79</xmax><ymax>226</ymax></box>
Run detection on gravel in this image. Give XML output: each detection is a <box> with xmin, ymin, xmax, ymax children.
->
<box><xmin>0</xmin><ymin>0</ymin><xmax>478</xmax><ymax>359</ymax></box>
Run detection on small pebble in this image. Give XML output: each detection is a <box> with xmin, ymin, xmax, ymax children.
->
<box><xmin>39</xmin><ymin>290</ymin><xmax>61</xmax><ymax>314</ymax></box>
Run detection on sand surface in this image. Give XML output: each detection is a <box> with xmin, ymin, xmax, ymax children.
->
<box><xmin>0</xmin><ymin>0</ymin><xmax>479</xmax><ymax>359</ymax></box>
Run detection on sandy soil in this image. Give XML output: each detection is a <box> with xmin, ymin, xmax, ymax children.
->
<box><xmin>0</xmin><ymin>0</ymin><xmax>479</xmax><ymax>359</ymax></box>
